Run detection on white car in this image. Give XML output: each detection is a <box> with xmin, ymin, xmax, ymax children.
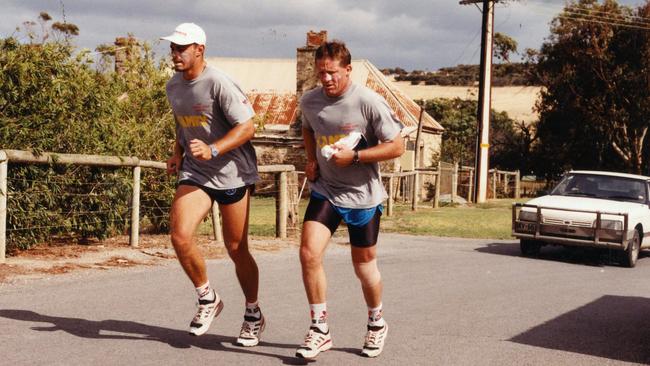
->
<box><xmin>512</xmin><ymin>170</ymin><xmax>650</xmax><ymax>267</ymax></box>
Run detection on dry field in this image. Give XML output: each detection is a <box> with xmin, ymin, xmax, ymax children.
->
<box><xmin>393</xmin><ymin>81</ymin><xmax>541</xmax><ymax>124</ymax></box>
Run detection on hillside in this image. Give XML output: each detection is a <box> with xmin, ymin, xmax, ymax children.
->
<box><xmin>383</xmin><ymin>63</ymin><xmax>535</xmax><ymax>87</ymax></box>
<box><xmin>393</xmin><ymin>81</ymin><xmax>540</xmax><ymax>124</ymax></box>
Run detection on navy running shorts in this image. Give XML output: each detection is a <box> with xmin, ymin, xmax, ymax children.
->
<box><xmin>303</xmin><ymin>194</ymin><xmax>381</xmax><ymax>247</ymax></box>
<box><xmin>178</xmin><ymin>180</ymin><xmax>253</xmax><ymax>205</ymax></box>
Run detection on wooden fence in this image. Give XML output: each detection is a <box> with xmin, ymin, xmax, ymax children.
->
<box><xmin>382</xmin><ymin>163</ymin><xmax>520</xmax><ymax>216</ymax></box>
<box><xmin>0</xmin><ymin>149</ymin><xmax>294</xmax><ymax>263</ymax></box>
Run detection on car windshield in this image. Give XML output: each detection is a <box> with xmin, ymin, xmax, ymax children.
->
<box><xmin>551</xmin><ymin>173</ymin><xmax>648</xmax><ymax>203</ymax></box>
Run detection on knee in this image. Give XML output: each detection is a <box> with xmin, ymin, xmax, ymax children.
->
<box><xmin>353</xmin><ymin>259</ymin><xmax>381</xmax><ymax>288</ymax></box>
<box><xmin>225</xmin><ymin>241</ymin><xmax>250</xmax><ymax>262</ymax></box>
<box><xmin>300</xmin><ymin>246</ymin><xmax>322</xmax><ymax>270</ymax></box>
<box><xmin>171</xmin><ymin>232</ymin><xmax>193</xmax><ymax>255</ymax></box>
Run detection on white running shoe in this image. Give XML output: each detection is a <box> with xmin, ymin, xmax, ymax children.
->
<box><xmin>295</xmin><ymin>326</ymin><xmax>333</xmax><ymax>360</ymax></box>
<box><xmin>361</xmin><ymin>322</ymin><xmax>388</xmax><ymax>358</ymax></box>
<box><xmin>236</xmin><ymin>313</ymin><xmax>266</xmax><ymax>347</ymax></box>
<box><xmin>189</xmin><ymin>292</ymin><xmax>224</xmax><ymax>336</ymax></box>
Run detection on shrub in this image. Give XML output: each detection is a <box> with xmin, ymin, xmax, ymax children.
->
<box><xmin>0</xmin><ymin>18</ymin><xmax>175</xmax><ymax>250</ymax></box>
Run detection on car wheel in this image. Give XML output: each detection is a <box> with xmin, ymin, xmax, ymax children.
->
<box><xmin>520</xmin><ymin>239</ymin><xmax>541</xmax><ymax>257</ymax></box>
<box><xmin>620</xmin><ymin>230</ymin><xmax>640</xmax><ymax>268</ymax></box>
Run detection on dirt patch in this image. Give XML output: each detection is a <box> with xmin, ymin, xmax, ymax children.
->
<box><xmin>0</xmin><ymin>234</ymin><xmax>299</xmax><ymax>284</ymax></box>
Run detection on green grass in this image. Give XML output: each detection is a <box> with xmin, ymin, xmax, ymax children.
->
<box><xmin>381</xmin><ymin>199</ymin><xmax>527</xmax><ymax>239</ymax></box>
<box><xmin>199</xmin><ymin>197</ymin><xmax>529</xmax><ymax>240</ymax></box>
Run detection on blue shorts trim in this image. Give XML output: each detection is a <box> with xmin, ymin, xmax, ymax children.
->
<box><xmin>310</xmin><ymin>191</ymin><xmax>382</xmax><ymax>227</ymax></box>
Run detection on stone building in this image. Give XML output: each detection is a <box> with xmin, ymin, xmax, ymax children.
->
<box><xmin>206</xmin><ymin>30</ymin><xmax>444</xmax><ymax>173</ymax></box>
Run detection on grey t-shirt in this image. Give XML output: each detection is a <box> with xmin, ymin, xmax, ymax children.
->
<box><xmin>166</xmin><ymin>65</ymin><xmax>259</xmax><ymax>190</ymax></box>
<box><xmin>300</xmin><ymin>83</ymin><xmax>403</xmax><ymax>208</ymax></box>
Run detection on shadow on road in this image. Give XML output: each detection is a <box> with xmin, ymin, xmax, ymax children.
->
<box><xmin>474</xmin><ymin>242</ymin><xmax>647</xmax><ymax>268</ymax></box>
<box><xmin>510</xmin><ymin>295</ymin><xmax>650</xmax><ymax>364</ymax></box>
<box><xmin>0</xmin><ymin>309</ymin><xmax>315</xmax><ymax>365</ymax></box>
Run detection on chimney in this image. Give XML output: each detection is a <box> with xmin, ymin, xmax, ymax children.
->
<box><xmin>296</xmin><ymin>30</ymin><xmax>327</xmax><ymax>99</ymax></box>
<box><xmin>292</xmin><ymin>30</ymin><xmax>327</xmax><ymax>134</ymax></box>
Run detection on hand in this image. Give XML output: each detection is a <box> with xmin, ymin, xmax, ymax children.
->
<box><xmin>305</xmin><ymin>160</ymin><xmax>319</xmax><ymax>181</ymax></box>
<box><xmin>189</xmin><ymin>139</ymin><xmax>211</xmax><ymax>161</ymax></box>
<box><xmin>331</xmin><ymin>148</ymin><xmax>355</xmax><ymax>167</ymax></box>
<box><xmin>166</xmin><ymin>154</ymin><xmax>182</xmax><ymax>175</ymax></box>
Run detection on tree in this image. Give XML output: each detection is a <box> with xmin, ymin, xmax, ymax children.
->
<box><xmin>421</xmin><ymin>98</ymin><xmax>531</xmax><ymax>172</ymax></box>
<box><xmin>532</xmin><ymin>0</ymin><xmax>650</xmax><ymax>176</ymax></box>
<box><xmin>493</xmin><ymin>32</ymin><xmax>518</xmax><ymax>63</ymax></box>
<box><xmin>0</xmin><ymin>13</ymin><xmax>175</xmax><ymax>250</ymax></box>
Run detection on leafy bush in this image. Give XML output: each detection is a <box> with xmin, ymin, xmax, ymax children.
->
<box><xmin>0</xmin><ymin>16</ymin><xmax>175</xmax><ymax>250</ymax></box>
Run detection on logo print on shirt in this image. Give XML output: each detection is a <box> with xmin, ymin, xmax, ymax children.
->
<box><xmin>225</xmin><ymin>189</ymin><xmax>237</xmax><ymax>196</ymax></box>
<box><xmin>192</xmin><ymin>103</ymin><xmax>210</xmax><ymax>113</ymax></box>
<box><xmin>177</xmin><ymin>115</ymin><xmax>208</xmax><ymax>128</ymax></box>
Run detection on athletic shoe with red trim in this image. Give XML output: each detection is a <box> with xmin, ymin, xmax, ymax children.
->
<box><xmin>189</xmin><ymin>291</ymin><xmax>224</xmax><ymax>336</ymax></box>
<box><xmin>295</xmin><ymin>326</ymin><xmax>333</xmax><ymax>360</ymax></box>
<box><xmin>236</xmin><ymin>313</ymin><xmax>266</xmax><ymax>347</ymax></box>
<box><xmin>361</xmin><ymin>322</ymin><xmax>388</xmax><ymax>358</ymax></box>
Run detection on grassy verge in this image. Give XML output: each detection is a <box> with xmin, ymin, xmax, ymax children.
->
<box><xmin>381</xmin><ymin>199</ymin><xmax>527</xmax><ymax>239</ymax></box>
<box><xmin>200</xmin><ymin>197</ymin><xmax>528</xmax><ymax>240</ymax></box>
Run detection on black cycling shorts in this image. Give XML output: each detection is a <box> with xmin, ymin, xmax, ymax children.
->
<box><xmin>178</xmin><ymin>180</ymin><xmax>253</xmax><ymax>205</ymax></box>
<box><xmin>303</xmin><ymin>195</ymin><xmax>381</xmax><ymax>247</ymax></box>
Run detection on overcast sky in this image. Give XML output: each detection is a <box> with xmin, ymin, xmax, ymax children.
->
<box><xmin>1</xmin><ymin>0</ymin><xmax>644</xmax><ymax>71</ymax></box>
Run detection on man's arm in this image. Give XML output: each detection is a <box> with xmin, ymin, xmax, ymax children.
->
<box><xmin>331</xmin><ymin>133</ymin><xmax>405</xmax><ymax>167</ymax></box>
<box><xmin>189</xmin><ymin>119</ymin><xmax>255</xmax><ymax>160</ymax></box>
<box><xmin>303</xmin><ymin>127</ymin><xmax>319</xmax><ymax>181</ymax></box>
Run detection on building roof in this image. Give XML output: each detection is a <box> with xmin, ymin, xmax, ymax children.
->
<box><xmin>206</xmin><ymin>57</ymin><xmax>443</xmax><ymax>133</ymax></box>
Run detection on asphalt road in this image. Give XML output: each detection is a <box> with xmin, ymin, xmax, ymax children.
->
<box><xmin>2</xmin><ymin>234</ymin><xmax>650</xmax><ymax>365</ymax></box>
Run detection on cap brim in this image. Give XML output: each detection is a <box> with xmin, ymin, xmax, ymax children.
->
<box><xmin>160</xmin><ymin>35</ymin><xmax>194</xmax><ymax>45</ymax></box>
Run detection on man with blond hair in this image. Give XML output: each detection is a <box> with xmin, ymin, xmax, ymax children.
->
<box><xmin>295</xmin><ymin>40</ymin><xmax>404</xmax><ymax>359</ymax></box>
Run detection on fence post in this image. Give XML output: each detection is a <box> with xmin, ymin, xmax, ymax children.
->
<box><xmin>467</xmin><ymin>167</ymin><xmax>474</xmax><ymax>203</ymax></box>
<box><xmin>211</xmin><ymin>203</ymin><xmax>223</xmax><ymax>243</ymax></box>
<box><xmin>434</xmin><ymin>162</ymin><xmax>441</xmax><ymax>208</ymax></box>
<box><xmin>411</xmin><ymin>172</ymin><xmax>419</xmax><ymax>211</ymax></box>
<box><xmin>0</xmin><ymin>151</ymin><xmax>7</xmax><ymax>263</ymax></box>
<box><xmin>387</xmin><ymin>175</ymin><xmax>394</xmax><ymax>216</ymax></box>
<box><xmin>451</xmin><ymin>163</ymin><xmax>458</xmax><ymax>204</ymax></box>
<box><xmin>276</xmin><ymin>171</ymin><xmax>288</xmax><ymax>239</ymax></box>
<box><xmin>503</xmin><ymin>173</ymin><xmax>509</xmax><ymax>195</ymax></box>
<box><xmin>492</xmin><ymin>170</ymin><xmax>497</xmax><ymax>199</ymax></box>
<box><xmin>130</xmin><ymin>166</ymin><xmax>141</xmax><ymax>248</ymax></box>
<box><xmin>515</xmin><ymin>170</ymin><xmax>521</xmax><ymax>199</ymax></box>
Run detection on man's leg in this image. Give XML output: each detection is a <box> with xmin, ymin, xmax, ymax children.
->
<box><xmin>219</xmin><ymin>188</ymin><xmax>264</xmax><ymax>347</ymax></box>
<box><xmin>170</xmin><ymin>184</ymin><xmax>223</xmax><ymax>336</ymax></box>
<box><xmin>219</xmin><ymin>187</ymin><xmax>258</xmax><ymax>302</ymax></box>
<box><xmin>170</xmin><ymin>184</ymin><xmax>212</xmax><ymax>287</ymax></box>
<box><xmin>351</xmin><ymin>246</ymin><xmax>382</xmax><ymax>308</ymax></box>
<box><xmin>349</xmin><ymin>210</ymin><xmax>387</xmax><ymax>358</ymax></box>
<box><xmin>295</xmin><ymin>199</ymin><xmax>337</xmax><ymax>360</ymax></box>
<box><xmin>352</xmin><ymin>246</ymin><xmax>388</xmax><ymax>357</ymax></box>
<box><xmin>300</xmin><ymin>220</ymin><xmax>332</xmax><ymax>306</ymax></box>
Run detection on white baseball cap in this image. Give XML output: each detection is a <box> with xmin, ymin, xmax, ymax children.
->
<box><xmin>160</xmin><ymin>23</ymin><xmax>206</xmax><ymax>46</ymax></box>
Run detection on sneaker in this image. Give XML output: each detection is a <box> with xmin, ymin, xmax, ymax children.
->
<box><xmin>295</xmin><ymin>326</ymin><xmax>333</xmax><ymax>360</ymax></box>
<box><xmin>236</xmin><ymin>313</ymin><xmax>266</xmax><ymax>347</ymax></box>
<box><xmin>361</xmin><ymin>322</ymin><xmax>388</xmax><ymax>358</ymax></box>
<box><xmin>189</xmin><ymin>292</ymin><xmax>224</xmax><ymax>336</ymax></box>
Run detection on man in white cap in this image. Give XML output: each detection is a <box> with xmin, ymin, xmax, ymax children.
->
<box><xmin>160</xmin><ymin>22</ymin><xmax>264</xmax><ymax>347</ymax></box>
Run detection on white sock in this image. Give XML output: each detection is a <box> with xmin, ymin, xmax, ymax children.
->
<box><xmin>245</xmin><ymin>301</ymin><xmax>261</xmax><ymax>319</ymax></box>
<box><xmin>368</xmin><ymin>303</ymin><xmax>385</xmax><ymax>327</ymax></box>
<box><xmin>310</xmin><ymin>303</ymin><xmax>329</xmax><ymax>333</ymax></box>
<box><xmin>195</xmin><ymin>281</ymin><xmax>217</xmax><ymax>302</ymax></box>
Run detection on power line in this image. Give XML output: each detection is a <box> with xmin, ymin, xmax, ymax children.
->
<box><xmin>559</xmin><ymin>14</ymin><xmax>650</xmax><ymax>31</ymax></box>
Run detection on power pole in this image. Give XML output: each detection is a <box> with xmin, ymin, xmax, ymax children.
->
<box><xmin>460</xmin><ymin>0</ymin><xmax>496</xmax><ymax>203</ymax></box>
